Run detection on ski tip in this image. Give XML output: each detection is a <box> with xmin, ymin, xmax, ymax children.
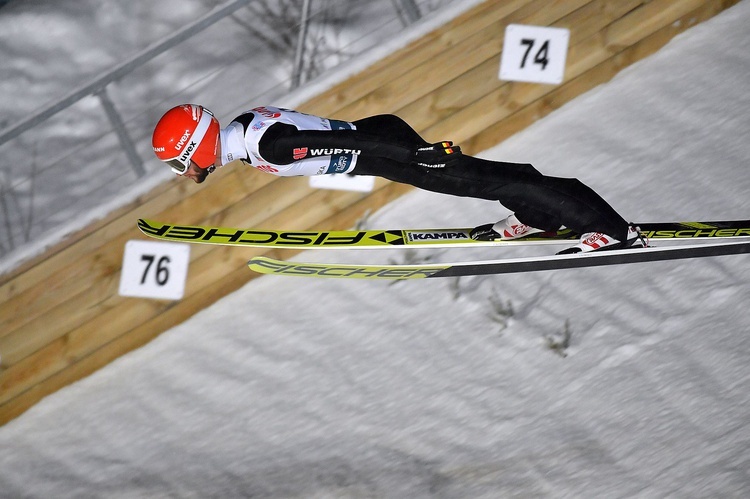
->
<box><xmin>136</xmin><ymin>218</ymin><xmax>167</xmax><ymax>238</ymax></box>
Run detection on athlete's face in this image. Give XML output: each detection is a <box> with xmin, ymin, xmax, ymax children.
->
<box><xmin>182</xmin><ymin>161</ymin><xmax>210</xmax><ymax>184</ymax></box>
<box><xmin>181</xmin><ymin>142</ymin><xmax>222</xmax><ymax>183</ymax></box>
<box><xmin>180</xmin><ymin>139</ymin><xmax>222</xmax><ymax>183</ymax></box>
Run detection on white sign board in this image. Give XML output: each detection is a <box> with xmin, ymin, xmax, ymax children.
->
<box><xmin>309</xmin><ymin>173</ymin><xmax>375</xmax><ymax>192</ymax></box>
<box><xmin>119</xmin><ymin>240</ymin><xmax>190</xmax><ymax>300</ymax></box>
<box><xmin>499</xmin><ymin>24</ymin><xmax>570</xmax><ymax>84</ymax></box>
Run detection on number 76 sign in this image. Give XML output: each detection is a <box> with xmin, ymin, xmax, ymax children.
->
<box><xmin>119</xmin><ymin>240</ymin><xmax>190</xmax><ymax>300</ymax></box>
<box><xmin>499</xmin><ymin>24</ymin><xmax>570</xmax><ymax>84</ymax></box>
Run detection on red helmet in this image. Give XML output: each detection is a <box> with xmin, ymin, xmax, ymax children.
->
<box><xmin>152</xmin><ymin>104</ymin><xmax>220</xmax><ymax>174</ymax></box>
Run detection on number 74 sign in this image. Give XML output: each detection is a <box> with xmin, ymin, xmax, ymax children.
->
<box><xmin>499</xmin><ymin>24</ymin><xmax>570</xmax><ymax>84</ymax></box>
<box><xmin>119</xmin><ymin>240</ymin><xmax>190</xmax><ymax>300</ymax></box>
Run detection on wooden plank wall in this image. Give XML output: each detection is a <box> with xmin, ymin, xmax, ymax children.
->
<box><xmin>0</xmin><ymin>0</ymin><xmax>738</xmax><ymax>425</ymax></box>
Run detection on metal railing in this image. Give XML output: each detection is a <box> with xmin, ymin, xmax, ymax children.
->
<box><xmin>0</xmin><ymin>0</ymin><xmax>457</xmax><ymax>265</ymax></box>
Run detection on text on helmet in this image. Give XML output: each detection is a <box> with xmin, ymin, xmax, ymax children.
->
<box><xmin>176</xmin><ymin>129</ymin><xmax>192</xmax><ymax>150</ymax></box>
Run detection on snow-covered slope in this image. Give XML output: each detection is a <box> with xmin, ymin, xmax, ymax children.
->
<box><xmin>1</xmin><ymin>2</ymin><xmax>749</xmax><ymax>497</ymax></box>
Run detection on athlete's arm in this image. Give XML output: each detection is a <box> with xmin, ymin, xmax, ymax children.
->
<box><xmin>258</xmin><ymin>122</ymin><xmax>413</xmax><ymax>165</ymax></box>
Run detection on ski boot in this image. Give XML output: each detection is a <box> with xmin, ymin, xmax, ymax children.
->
<box><xmin>470</xmin><ymin>214</ymin><xmax>545</xmax><ymax>241</ymax></box>
<box><xmin>558</xmin><ymin>225</ymin><xmax>648</xmax><ymax>254</ymax></box>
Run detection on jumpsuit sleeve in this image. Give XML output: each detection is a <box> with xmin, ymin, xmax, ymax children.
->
<box><xmin>258</xmin><ymin>122</ymin><xmax>413</xmax><ymax>165</ymax></box>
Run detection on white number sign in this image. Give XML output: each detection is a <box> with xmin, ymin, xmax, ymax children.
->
<box><xmin>499</xmin><ymin>24</ymin><xmax>570</xmax><ymax>84</ymax></box>
<box><xmin>309</xmin><ymin>173</ymin><xmax>375</xmax><ymax>193</ymax></box>
<box><xmin>119</xmin><ymin>240</ymin><xmax>190</xmax><ymax>300</ymax></box>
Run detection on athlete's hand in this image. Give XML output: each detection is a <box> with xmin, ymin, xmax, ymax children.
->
<box><xmin>412</xmin><ymin>141</ymin><xmax>462</xmax><ymax>168</ymax></box>
<box><xmin>469</xmin><ymin>223</ymin><xmax>500</xmax><ymax>241</ymax></box>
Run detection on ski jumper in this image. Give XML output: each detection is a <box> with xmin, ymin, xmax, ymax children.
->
<box><xmin>220</xmin><ymin>106</ymin><xmax>630</xmax><ymax>240</ymax></box>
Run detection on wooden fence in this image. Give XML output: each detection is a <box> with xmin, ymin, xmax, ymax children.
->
<box><xmin>0</xmin><ymin>0</ymin><xmax>738</xmax><ymax>425</ymax></box>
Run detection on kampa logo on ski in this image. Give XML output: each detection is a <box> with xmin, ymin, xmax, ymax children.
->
<box><xmin>407</xmin><ymin>231</ymin><xmax>467</xmax><ymax>241</ymax></box>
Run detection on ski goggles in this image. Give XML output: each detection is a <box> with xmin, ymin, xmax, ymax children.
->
<box><xmin>164</xmin><ymin>108</ymin><xmax>214</xmax><ymax>175</ymax></box>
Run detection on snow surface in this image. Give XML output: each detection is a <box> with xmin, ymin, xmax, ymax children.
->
<box><xmin>2</xmin><ymin>1</ymin><xmax>750</xmax><ymax>498</ymax></box>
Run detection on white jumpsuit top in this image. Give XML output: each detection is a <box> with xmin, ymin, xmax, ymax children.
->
<box><xmin>219</xmin><ymin>106</ymin><xmax>358</xmax><ymax>176</ymax></box>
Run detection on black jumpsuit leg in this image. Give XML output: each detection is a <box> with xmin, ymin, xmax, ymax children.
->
<box><xmin>351</xmin><ymin>115</ymin><xmax>630</xmax><ymax>240</ymax></box>
<box><xmin>353</xmin><ymin>114</ymin><xmax>431</xmax><ymax>148</ymax></box>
